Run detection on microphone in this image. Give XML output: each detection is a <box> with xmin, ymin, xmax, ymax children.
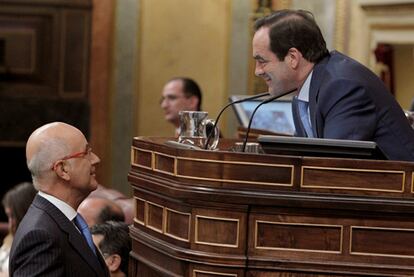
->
<box><xmin>241</xmin><ymin>88</ymin><xmax>297</xmax><ymax>152</ymax></box>
<box><xmin>204</xmin><ymin>92</ymin><xmax>270</xmax><ymax>149</ymax></box>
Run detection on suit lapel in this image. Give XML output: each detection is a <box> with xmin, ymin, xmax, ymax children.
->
<box><xmin>309</xmin><ymin>53</ymin><xmax>331</xmax><ymax>138</ymax></box>
<box><xmin>33</xmin><ymin>195</ymin><xmax>108</xmax><ymax>276</ymax></box>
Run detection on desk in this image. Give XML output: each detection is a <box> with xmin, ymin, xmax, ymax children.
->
<box><xmin>128</xmin><ymin>137</ymin><xmax>414</xmax><ymax>276</ymax></box>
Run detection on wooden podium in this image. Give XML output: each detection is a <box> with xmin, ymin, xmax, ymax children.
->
<box><xmin>128</xmin><ymin>137</ymin><xmax>414</xmax><ymax>276</ymax></box>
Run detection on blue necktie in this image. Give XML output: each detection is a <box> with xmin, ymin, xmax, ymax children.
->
<box><xmin>74</xmin><ymin>214</ymin><xmax>96</xmax><ymax>255</ymax></box>
<box><xmin>297</xmin><ymin>99</ymin><xmax>314</xmax><ymax>138</ymax></box>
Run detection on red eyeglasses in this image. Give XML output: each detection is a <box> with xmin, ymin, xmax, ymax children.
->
<box><xmin>51</xmin><ymin>146</ymin><xmax>92</xmax><ymax>170</ymax></box>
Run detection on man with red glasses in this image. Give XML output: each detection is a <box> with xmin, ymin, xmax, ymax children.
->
<box><xmin>9</xmin><ymin>122</ymin><xmax>109</xmax><ymax>276</ymax></box>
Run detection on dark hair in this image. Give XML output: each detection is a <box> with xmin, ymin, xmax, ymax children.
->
<box><xmin>97</xmin><ymin>205</ymin><xmax>125</xmax><ymax>224</ymax></box>
<box><xmin>170</xmin><ymin>77</ymin><xmax>202</xmax><ymax>111</ymax></box>
<box><xmin>91</xmin><ymin>221</ymin><xmax>131</xmax><ymax>275</ymax></box>
<box><xmin>2</xmin><ymin>182</ymin><xmax>37</xmax><ymax>233</ymax></box>
<box><xmin>254</xmin><ymin>9</ymin><xmax>329</xmax><ymax>63</ymax></box>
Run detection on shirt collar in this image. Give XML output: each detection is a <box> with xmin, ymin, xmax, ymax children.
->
<box><xmin>38</xmin><ymin>191</ymin><xmax>77</xmax><ymax>221</ymax></box>
<box><xmin>297</xmin><ymin>71</ymin><xmax>313</xmax><ymax>103</ymax></box>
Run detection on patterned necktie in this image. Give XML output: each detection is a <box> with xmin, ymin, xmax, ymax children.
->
<box><xmin>74</xmin><ymin>214</ymin><xmax>96</xmax><ymax>255</ymax></box>
<box><xmin>296</xmin><ymin>99</ymin><xmax>314</xmax><ymax>138</ymax></box>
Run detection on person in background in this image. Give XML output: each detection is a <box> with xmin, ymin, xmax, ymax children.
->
<box><xmin>91</xmin><ymin>221</ymin><xmax>131</xmax><ymax>277</ymax></box>
<box><xmin>160</xmin><ymin>77</ymin><xmax>202</xmax><ymax>136</ymax></box>
<box><xmin>252</xmin><ymin>9</ymin><xmax>414</xmax><ymax>161</ymax></box>
<box><xmin>0</xmin><ymin>182</ymin><xmax>36</xmax><ymax>277</ymax></box>
<box><xmin>9</xmin><ymin>122</ymin><xmax>109</xmax><ymax>276</ymax></box>
<box><xmin>78</xmin><ymin>197</ymin><xmax>125</xmax><ymax>227</ymax></box>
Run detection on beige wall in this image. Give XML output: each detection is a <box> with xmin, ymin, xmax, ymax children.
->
<box><xmin>135</xmin><ymin>0</ymin><xmax>232</xmax><ymax>137</ymax></box>
<box><xmin>394</xmin><ymin>44</ymin><xmax>414</xmax><ymax>110</ymax></box>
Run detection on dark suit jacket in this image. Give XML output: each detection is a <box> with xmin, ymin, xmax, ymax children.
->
<box><xmin>9</xmin><ymin>194</ymin><xmax>110</xmax><ymax>277</ymax></box>
<box><xmin>293</xmin><ymin>51</ymin><xmax>414</xmax><ymax>161</ymax></box>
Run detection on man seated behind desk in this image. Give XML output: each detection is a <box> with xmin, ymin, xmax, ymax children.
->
<box><xmin>252</xmin><ymin>9</ymin><xmax>414</xmax><ymax>161</ymax></box>
<box><xmin>78</xmin><ymin>197</ymin><xmax>125</xmax><ymax>227</ymax></box>
<box><xmin>9</xmin><ymin>122</ymin><xmax>109</xmax><ymax>276</ymax></box>
<box><xmin>91</xmin><ymin>221</ymin><xmax>131</xmax><ymax>277</ymax></box>
<box><xmin>160</xmin><ymin>77</ymin><xmax>202</xmax><ymax>136</ymax></box>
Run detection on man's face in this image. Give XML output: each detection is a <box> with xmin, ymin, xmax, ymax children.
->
<box><xmin>160</xmin><ymin>80</ymin><xmax>197</xmax><ymax>127</ymax></box>
<box><xmin>252</xmin><ymin>27</ymin><xmax>295</xmax><ymax>95</ymax></box>
<box><xmin>65</xmin><ymin>133</ymin><xmax>100</xmax><ymax>195</ymax></box>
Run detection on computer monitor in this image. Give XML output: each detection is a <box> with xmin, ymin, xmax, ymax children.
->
<box><xmin>229</xmin><ymin>95</ymin><xmax>295</xmax><ymax>135</ymax></box>
<box><xmin>258</xmin><ymin>135</ymin><xmax>387</xmax><ymax>160</ymax></box>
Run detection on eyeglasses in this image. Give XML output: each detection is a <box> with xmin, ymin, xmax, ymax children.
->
<box><xmin>51</xmin><ymin>145</ymin><xmax>92</xmax><ymax>170</ymax></box>
<box><xmin>159</xmin><ymin>94</ymin><xmax>186</xmax><ymax>104</ymax></box>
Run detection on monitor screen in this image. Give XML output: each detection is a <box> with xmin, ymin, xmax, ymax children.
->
<box><xmin>229</xmin><ymin>95</ymin><xmax>295</xmax><ymax>135</ymax></box>
<box><xmin>258</xmin><ymin>135</ymin><xmax>386</xmax><ymax>160</ymax></box>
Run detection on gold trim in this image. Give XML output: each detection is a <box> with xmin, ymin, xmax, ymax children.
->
<box><xmin>193</xmin><ymin>269</ymin><xmax>237</xmax><ymax>277</ymax></box>
<box><xmin>176</xmin><ymin>156</ymin><xmax>294</xmax><ymax>187</ymax></box>
<box><xmin>301</xmin><ymin>166</ymin><xmax>405</xmax><ymax>193</ymax></box>
<box><xmin>195</xmin><ymin>215</ymin><xmax>240</xmax><ymax>248</ymax></box>
<box><xmin>164</xmin><ymin>208</ymin><xmax>191</xmax><ymax>242</ymax></box>
<box><xmin>411</xmin><ymin>172</ymin><xmax>414</xmax><ymax>193</ymax></box>
<box><xmin>134</xmin><ymin>147</ymin><xmax>294</xmax><ymax>186</ymax></box>
<box><xmin>145</xmin><ymin>200</ymin><xmax>164</xmax><ymax>234</ymax></box>
<box><xmin>133</xmin><ymin>196</ymin><xmax>145</xmax><ymax>225</ymax></box>
<box><xmin>153</xmin><ymin>151</ymin><xmax>176</xmax><ymax>176</ymax></box>
<box><xmin>350</xmin><ymin>226</ymin><xmax>414</xmax><ymax>258</ymax></box>
<box><xmin>254</xmin><ymin>220</ymin><xmax>343</xmax><ymax>254</ymax></box>
<box><xmin>132</xmin><ymin>196</ymin><xmax>191</xmax><ymax>242</ymax></box>
<box><xmin>131</xmin><ymin>147</ymin><xmax>153</xmax><ymax>170</ymax></box>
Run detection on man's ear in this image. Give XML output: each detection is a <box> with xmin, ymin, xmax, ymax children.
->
<box><xmin>188</xmin><ymin>96</ymin><xmax>199</xmax><ymax>110</ymax></box>
<box><xmin>106</xmin><ymin>254</ymin><xmax>122</xmax><ymax>272</ymax></box>
<box><xmin>53</xmin><ymin>161</ymin><xmax>71</xmax><ymax>181</ymax></box>
<box><xmin>286</xmin><ymin>47</ymin><xmax>302</xmax><ymax>69</ymax></box>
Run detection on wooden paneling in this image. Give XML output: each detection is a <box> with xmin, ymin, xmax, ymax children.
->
<box><xmin>129</xmin><ymin>137</ymin><xmax>414</xmax><ymax>276</ymax></box>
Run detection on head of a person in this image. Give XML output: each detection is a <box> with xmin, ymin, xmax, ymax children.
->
<box><xmin>78</xmin><ymin>197</ymin><xmax>125</xmax><ymax>227</ymax></box>
<box><xmin>160</xmin><ymin>77</ymin><xmax>202</xmax><ymax>127</ymax></box>
<box><xmin>2</xmin><ymin>182</ymin><xmax>37</xmax><ymax>234</ymax></box>
<box><xmin>91</xmin><ymin>221</ymin><xmax>131</xmax><ymax>277</ymax></box>
<box><xmin>253</xmin><ymin>9</ymin><xmax>329</xmax><ymax>95</ymax></box>
<box><xmin>26</xmin><ymin>122</ymin><xmax>100</xmax><ymax>208</ymax></box>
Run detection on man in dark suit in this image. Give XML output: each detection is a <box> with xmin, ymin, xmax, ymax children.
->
<box><xmin>252</xmin><ymin>9</ymin><xmax>414</xmax><ymax>161</ymax></box>
<box><xmin>9</xmin><ymin>122</ymin><xmax>109</xmax><ymax>276</ymax></box>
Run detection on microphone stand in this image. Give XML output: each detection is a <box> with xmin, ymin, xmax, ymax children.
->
<box><xmin>241</xmin><ymin>88</ymin><xmax>297</xmax><ymax>152</ymax></box>
<box><xmin>204</xmin><ymin>92</ymin><xmax>270</xmax><ymax>150</ymax></box>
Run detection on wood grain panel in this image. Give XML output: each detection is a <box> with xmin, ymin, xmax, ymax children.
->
<box><xmin>351</xmin><ymin>226</ymin><xmax>414</xmax><ymax>257</ymax></box>
<box><xmin>146</xmin><ymin>201</ymin><xmax>163</xmax><ymax>233</ymax></box>
<box><xmin>165</xmin><ymin>208</ymin><xmax>190</xmax><ymax>242</ymax></box>
<box><xmin>302</xmin><ymin>166</ymin><xmax>404</xmax><ymax>192</ymax></box>
<box><xmin>134</xmin><ymin>197</ymin><xmax>145</xmax><ymax>224</ymax></box>
<box><xmin>255</xmin><ymin>221</ymin><xmax>342</xmax><ymax>253</ymax></box>
<box><xmin>154</xmin><ymin>152</ymin><xmax>175</xmax><ymax>175</ymax></box>
<box><xmin>131</xmin><ymin>148</ymin><xmax>152</xmax><ymax>169</ymax></box>
<box><xmin>195</xmin><ymin>215</ymin><xmax>239</xmax><ymax>247</ymax></box>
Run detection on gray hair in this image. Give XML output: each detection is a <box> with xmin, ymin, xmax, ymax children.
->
<box><xmin>27</xmin><ymin>137</ymin><xmax>69</xmax><ymax>189</ymax></box>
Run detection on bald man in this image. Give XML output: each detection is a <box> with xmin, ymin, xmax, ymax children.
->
<box><xmin>78</xmin><ymin>197</ymin><xmax>125</xmax><ymax>227</ymax></box>
<box><xmin>9</xmin><ymin>122</ymin><xmax>109</xmax><ymax>277</ymax></box>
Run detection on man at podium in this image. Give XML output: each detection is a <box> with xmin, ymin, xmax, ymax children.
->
<box><xmin>252</xmin><ymin>9</ymin><xmax>414</xmax><ymax>161</ymax></box>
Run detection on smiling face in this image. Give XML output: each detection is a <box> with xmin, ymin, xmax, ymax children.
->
<box><xmin>253</xmin><ymin>27</ymin><xmax>296</xmax><ymax>95</ymax></box>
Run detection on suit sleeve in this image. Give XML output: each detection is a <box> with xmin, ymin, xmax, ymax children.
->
<box><xmin>318</xmin><ymin>79</ymin><xmax>376</xmax><ymax>140</ymax></box>
<box><xmin>11</xmin><ymin>229</ymin><xmax>64</xmax><ymax>277</ymax></box>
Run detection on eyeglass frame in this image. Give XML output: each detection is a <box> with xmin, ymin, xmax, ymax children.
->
<box><xmin>50</xmin><ymin>145</ymin><xmax>93</xmax><ymax>170</ymax></box>
<box><xmin>159</xmin><ymin>94</ymin><xmax>190</xmax><ymax>105</ymax></box>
